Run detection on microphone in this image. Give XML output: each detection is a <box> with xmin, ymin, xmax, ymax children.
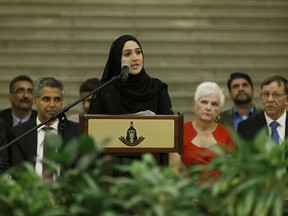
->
<box><xmin>120</xmin><ymin>62</ymin><xmax>130</xmax><ymax>82</ymax></box>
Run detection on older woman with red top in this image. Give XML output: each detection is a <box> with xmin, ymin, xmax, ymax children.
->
<box><xmin>170</xmin><ymin>82</ymin><xmax>235</xmax><ymax>178</ymax></box>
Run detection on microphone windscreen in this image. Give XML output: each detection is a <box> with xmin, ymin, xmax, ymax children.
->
<box><xmin>121</xmin><ymin>62</ymin><xmax>130</xmax><ymax>81</ymax></box>
<box><xmin>121</xmin><ymin>62</ymin><xmax>130</xmax><ymax>69</ymax></box>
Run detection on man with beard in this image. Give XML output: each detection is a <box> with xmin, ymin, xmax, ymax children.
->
<box><xmin>0</xmin><ymin>75</ymin><xmax>37</xmax><ymax>135</ymax></box>
<box><xmin>218</xmin><ymin>72</ymin><xmax>260</xmax><ymax>130</ymax></box>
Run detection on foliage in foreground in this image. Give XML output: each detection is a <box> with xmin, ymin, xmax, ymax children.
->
<box><xmin>0</xmin><ymin>129</ymin><xmax>288</xmax><ymax>216</ymax></box>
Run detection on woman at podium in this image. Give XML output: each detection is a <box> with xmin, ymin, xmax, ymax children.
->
<box><xmin>88</xmin><ymin>35</ymin><xmax>174</xmax><ymax>166</ymax></box>
<box><xmin>88</xmin><ymin>34</ymin><xmax>173</xmax><ymax>116</ymax></box>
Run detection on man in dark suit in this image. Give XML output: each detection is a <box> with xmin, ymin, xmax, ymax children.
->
<box><xmin>0</xmin><ymin>75</ymin><xmax>37</xmax><ymax>134</ymax></box>
<box><xmin>219</xmin><ymin>72</ymin><xmax>260</xmax><ymax>131</ymax></box>
<box><xmin>8</xmin><ymin>77</ymin><xmax>79</xmax><ymax>178</ymax></box>
<box><xmin>238</xmin><ymin>75</ymin><xmax>288</xmax><ymax>143</ymax></box>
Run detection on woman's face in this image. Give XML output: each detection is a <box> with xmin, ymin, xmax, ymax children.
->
<box><xmin>121</xmin><ymin>40</ymin><xmax>143</xmax><ymax>75</ymax></box>
<box><xmin>194</xmin><ymin>93</ymin><xmax>221</xmax><ymax>122</ymax></box>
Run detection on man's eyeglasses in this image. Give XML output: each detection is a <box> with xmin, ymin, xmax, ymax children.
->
<box><xmin>260</xmin><ymin>92</ymin><xmax>286</xmax><ymax>100</ymax></box>
<box><xmin>13</xmin><ymin>88</ymin><xmax>33</xmax><ymax>95</ymax></box>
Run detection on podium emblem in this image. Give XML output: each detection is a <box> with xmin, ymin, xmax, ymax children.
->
<box><xmin>119</xmin><ymin>121</ymin><xmax>145</xmax><ymax>146</ymax></box>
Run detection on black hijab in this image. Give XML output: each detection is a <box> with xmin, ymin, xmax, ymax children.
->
<box><xmin>101</xmin><ymin>35</ymin><xmax>166</xmax><ymax>106</ymax></box>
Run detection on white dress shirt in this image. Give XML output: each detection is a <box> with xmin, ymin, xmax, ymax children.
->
<box><xmin>35</xmin><ymin>118</ymin><xmax>58</xmax><ymax>178</ymax></box>
<box><xmin>265</xmin><ymin>111</ymin><xmax>287</xmax><ymax>145</ymax></box>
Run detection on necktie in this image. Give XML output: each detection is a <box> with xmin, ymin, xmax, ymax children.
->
<box><xmin>42</xmin><ymin>126</ymin><xmax>54</xmax><ymax>143</ymax></box>
<box><xmin>42</xmin><ymin>126</ymin><xmax>54</xmax><ymax>180</ymax></box>
<box><xmin>270</xmin><ymin>121</ymin><xmax>280</xmax><ymax>145</ymax></box>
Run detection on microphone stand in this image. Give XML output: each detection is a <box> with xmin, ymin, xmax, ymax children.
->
<box><xmin>0</xmin><ymin>74</ymin><xmax>121</xmax><ymax>151</ymax></box>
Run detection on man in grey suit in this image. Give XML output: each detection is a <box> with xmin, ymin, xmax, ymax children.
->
<box><xmin>238</xmin><ymin>75</ymin><xmax>288</xmax><ymax>144</ymax></box>
<box><xmin>8</xmin><ymin>77</ymin><xmax>79</xmax><ymax>178</ymax></box>
<box><xmin>219</xmin><ymin>72</ymin><xmax>260</xmax><ymax>131</ymax></box>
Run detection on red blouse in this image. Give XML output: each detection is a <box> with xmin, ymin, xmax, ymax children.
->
<box><xmin>181</xmin><ymin>121</ymin><xmax>235</xmax><ymax>168</ymax></box>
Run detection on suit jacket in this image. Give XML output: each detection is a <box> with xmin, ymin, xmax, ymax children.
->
<box><xmin>237</xmin><ymin>111</ymin><xmax>288</xmax><ymax>141</ymax></box>
<box><xmin>218</xmin><ymin>105</ymin><xmax>261</xmax><ymax>130</ymax></box>
<box><xmin>0</xmin><ymin>119</ymin><xmax>9</xmax><ymax>173</ymax></box>
<box><xmin>8</xmin><ymin>118</ymin><xmax>79</xmax><ymax>167</ymax></box>
<box><xmin>0</xmin><ymin>108</ymin><xmax>37</xmax><ymax>135</ymax></box>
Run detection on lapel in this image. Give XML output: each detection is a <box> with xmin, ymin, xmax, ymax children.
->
<box><xmin>251</xmin><ymin>112</ymin><xmax>269</xmax><ymax>136</ymax></box>
<box><xmin>24</xmin><ymin>121</ymin><xmax>38</xmax><ymax>161</ymax></box>
<box><xmin>11</xmin><ymin>120</ymin><xmax>38</xmax><ymax>163</ymax></box>
<box><xmin>7</xmin><ymin>109</ymin><xmax>14</xmax><ymax>129</ymax></box>
<box><xmin>57</xmin><ymin>121</ymin><xmax>66</xmax><ymax>143</ymax></box>
<box><xmin>3</xmin><ymin>109</ymin><xmax>14</xmax><ymax>131</ymax></box>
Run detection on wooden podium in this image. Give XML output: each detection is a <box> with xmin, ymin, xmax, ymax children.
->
<box><xmin>79</xmin><ymin>113</ymin><xmax>183</xmax><ymax>164</ymax></box>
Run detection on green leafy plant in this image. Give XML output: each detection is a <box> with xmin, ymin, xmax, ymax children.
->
<box><xmin>187</xmin><ymin>129</ymin><xmax>288</xmax><ymax>216</ymax></box>
<box><xmin>0</xmin><ymin>131</ymin><xmax>287</xmax><ymax>216</ymax></box>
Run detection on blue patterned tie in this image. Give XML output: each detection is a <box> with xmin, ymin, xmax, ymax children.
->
<box><xmin>270</xmin><ymin>121</ymin><xmax>280</xmax><ymax>145</ymax></box>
